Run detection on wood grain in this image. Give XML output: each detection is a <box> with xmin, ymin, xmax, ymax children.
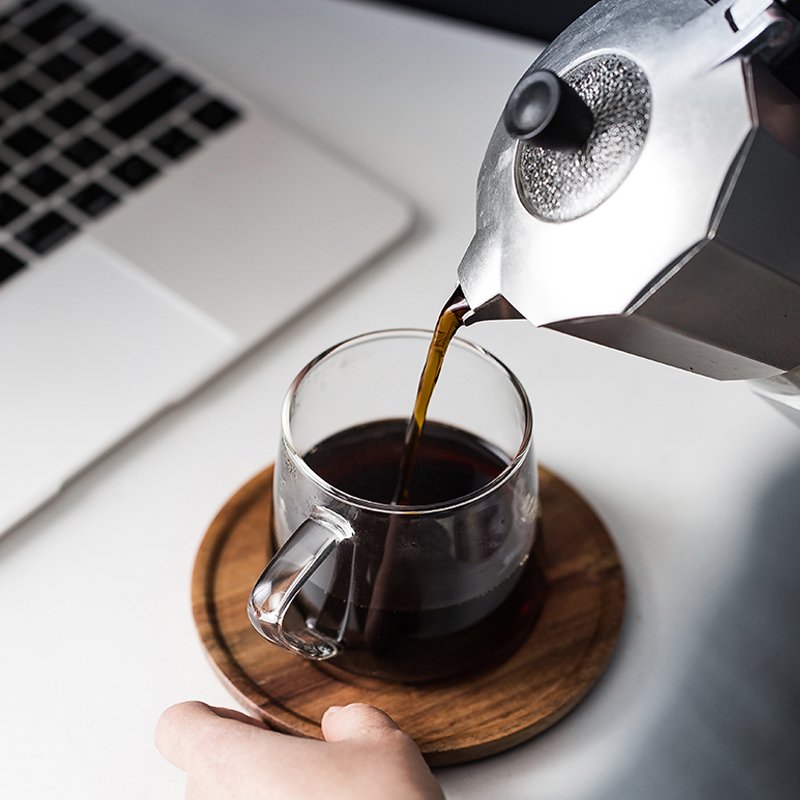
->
<box><xmin>192</xmin><ymin>465</ymin><xmax>625</xmax><ymax>766</ymax></box>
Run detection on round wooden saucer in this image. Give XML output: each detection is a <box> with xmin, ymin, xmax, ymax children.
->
<box><xmin>192</xmin><ymin>465</ymin><xmax>625</xmax><ymax>766</ymax></box>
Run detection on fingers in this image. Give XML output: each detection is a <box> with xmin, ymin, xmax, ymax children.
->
<box><xmin>208</xmin><ymin>706</ymin><xmax>269</xmax><ymax>729</ymax></box>
<box><xmin>321</xmin><ymin>703</ymin><xmax>401</xmax><ymax>743</ymax></box>
<box><xmin>155</xmin><ymin>701</ymin><xmax>265</xmax><ymax>771</ymax></box>
<box><xmin>157</xmin><ymin>701</ymin><xmax>410</xmax><ymax>771</ymax></box>
<box><xmin>155</xmin><ymin>701</ymin><xmax>214</xmax><ymax>770</ymax></box>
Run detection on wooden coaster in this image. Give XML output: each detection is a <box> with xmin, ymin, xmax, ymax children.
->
<box><xmin>192</xmin><ymin>465</ymin><xmax>625</xmax><ymax>766</ymax></box>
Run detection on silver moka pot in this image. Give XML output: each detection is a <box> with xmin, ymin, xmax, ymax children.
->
<box><xmin>457</xmin><ymin>0</ymin><xmax>800</xmax><ymax>411</ymax></box>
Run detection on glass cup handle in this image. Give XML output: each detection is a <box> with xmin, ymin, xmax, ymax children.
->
<box><xmin>247</xmin><ymin>506</ymin><xmax>354</xmax><ymax>660</ymax></box>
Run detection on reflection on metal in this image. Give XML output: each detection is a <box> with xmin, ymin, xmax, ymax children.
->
<box><xmin>458</xmin><ymin>0</ymin><xmax>800</xmax><ymax>412</ymax></box>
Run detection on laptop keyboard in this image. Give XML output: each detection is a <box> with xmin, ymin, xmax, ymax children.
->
<box><xmin>0</xmin><ymin>0</ymin><xmax>242</xmax><ymax>284</ymax></box>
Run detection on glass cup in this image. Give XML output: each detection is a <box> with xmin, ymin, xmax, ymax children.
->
<box><xmin>248</xmin><ymin>330</ymin><xmax>544</xmax><ymax>682</ymax></box>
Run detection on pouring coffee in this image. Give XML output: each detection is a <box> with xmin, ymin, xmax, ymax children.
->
<box><xmin>249</xmin><ymin>0</ymin><xmax>800</xmax><ymax>679</ymax></box>
<box><xmin>248</xmin><ymin>330</ymin><xmax>543</xmax><ymax>682</ymax></box>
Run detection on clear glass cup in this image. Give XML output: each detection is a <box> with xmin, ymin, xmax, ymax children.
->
<box><xmin>248</xmin><ymin>330</ymin><xmax>544</xmax><ymax>682</ymax></box>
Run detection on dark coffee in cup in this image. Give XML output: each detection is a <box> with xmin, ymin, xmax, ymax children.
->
<box><xmin>299</xmin><ymin>418</ymin><xmax>545</xmax><ymax>682</ymax></box>
<box><xmin>307</xmin><ymin>418</ymin><xmax>505</xmax><ymax>505</ymax></box>
<box><xmin>250</xmin><ymin>329</ymin><xmax>541</xmax><ymax>683</ymax></box>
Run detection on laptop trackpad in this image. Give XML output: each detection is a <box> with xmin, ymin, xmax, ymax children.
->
<box><xmin>0</xmin><ymin>237</ymin><xmax>235</xmax><ymax>530</ymax></box>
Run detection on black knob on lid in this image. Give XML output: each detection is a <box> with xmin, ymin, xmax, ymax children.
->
<box><xmin>503</xmin><ymin>69</ymin><xmax>594</xmax><ymax>151</ymax></box>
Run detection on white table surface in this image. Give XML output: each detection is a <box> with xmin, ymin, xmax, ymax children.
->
<box><xmin>2</xmin><ymin>1</ymin><xmax>800</xmax><ymax>798</ymax></box>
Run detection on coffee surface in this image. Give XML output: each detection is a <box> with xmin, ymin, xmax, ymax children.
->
<box><xmin>305</xmin><ymin>418</ymin><xmax>506</xmax><ymax>506</ymax></box>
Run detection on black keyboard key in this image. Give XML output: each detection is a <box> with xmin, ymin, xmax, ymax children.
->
<box><xmin>0</xmin><ymin>248</ymin><xmax>26</xmax><ymax>283</ymax></box>
<box><xmin>23</xmin><ymin>3</ymin><xmax>85</xmax><ymax>44</ymax></box>
<box><xmin>87</xmin><ymin>49</ymin><xmax>159</xmax><ymax>101</ymax></box>
<box><xmin>0</xmin><ymin>42</ymin><xmax>25</xmax><ymax>71</ymax></box>
<box><xmin>0</xmin><ymin>192</ymin><xmax>26</xmax><ymax>225</ymax></box>
<box><xmin>152</xmin><ymin>126</ymin><xmax>197</xmax><ymax>160</ymax></box>
<box><xmin>110</xmin><ymin>154</ymin><xmax>158</xmax><ymax>188</ymax></box>
<box><xmin>192</xmin><ymin>98</ymin><xmax>241</xmax><ymax>132</ymax></box>
<box><xmin>105</xmin><ymin>75</ymin><xmax>197</xmax><ymax>139</ymax></box>
<box><xmin>63</xmin><ymin>135</ymin><xmax>107</xmax><ymax>167</ymax></box>
<box><xmin>0</xmin><ymin>160</ymin><xmax>9</xmax><ymax>179</ymax></box>
<box><xmin>70</xmin><ymin>182</ymin><xmax>117</xmax><ymax>217</ymax></box>
<box><xmin>0</xmin><ymin>78</ymin><xmax>42</xmax><ymax>111</ymax></box>
<box><xmin>20</xmin><ymin>163</ymin><xmax>68</xmax><ymax>197</ymax></box>
<box><xmin>5</xmin><ymin>124</ymin><xmax>49</xmax><ymax>157</ymax></box>
<box><xmin>79</xmin><ymin>24</ymin><xmax>123</xmax><ymax>55</ymax></box>
<box><xmin>39</xmin><ymin>52</ymin><xmax>82</xmax><ymax>81</ymax></box>
<box><xmin>17</xmin><ymin>210</ymin><xmax>76</xmax><ymax>254</ymax></box>
<box><xmin>45</xmin><ymin>97</ymin><xmax>90</xmax><ymax>128</ymax></box>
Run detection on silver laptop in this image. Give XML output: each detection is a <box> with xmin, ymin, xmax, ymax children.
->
<box><xmin>0</xmin><ymin>0</ymin><xmax>413</xmax><ymax>534</ymax></box>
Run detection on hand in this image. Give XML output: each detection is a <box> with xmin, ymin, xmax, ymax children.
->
<box><xmin>155</xmin><ymin>701</ymin><xmax>445</xmax><ymax>800</ymax></box>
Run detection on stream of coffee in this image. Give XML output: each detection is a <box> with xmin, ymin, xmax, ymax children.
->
<box><xmin>394</xmin><ymin>285</ymin><xmax>471</xmax><ymax>503</ymax></box>
<box><xmin>299</xmin><ymin>287</ymin><xmax>545</xmax><ymax>681</ymax></box>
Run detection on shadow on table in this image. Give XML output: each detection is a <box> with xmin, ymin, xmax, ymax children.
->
<box><xmin>600</xmin><ymin>451</ymin><xmax>800</xmax><ymax>800</ymax></box>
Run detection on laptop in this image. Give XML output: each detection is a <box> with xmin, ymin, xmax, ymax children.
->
<box><xmin>0</xmin><ymin>0</ymin><xmax>413</xmax><ymax>534</ymax></box>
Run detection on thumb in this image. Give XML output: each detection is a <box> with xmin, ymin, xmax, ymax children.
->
<box><xmin>321</xmin><ymin>704</ymin><xmax>444</xmax><ymax>800</ymax></box>
<box><xmin>321</xmin><ymin>703</ymin><xmax>403</xmax><ymax>743</ymax></box>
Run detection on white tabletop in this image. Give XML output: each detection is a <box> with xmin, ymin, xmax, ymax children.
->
<box><xmin>2</xmin><ymin>1</ymin><xmax>800</xmax><ymax>798</ymax></box>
